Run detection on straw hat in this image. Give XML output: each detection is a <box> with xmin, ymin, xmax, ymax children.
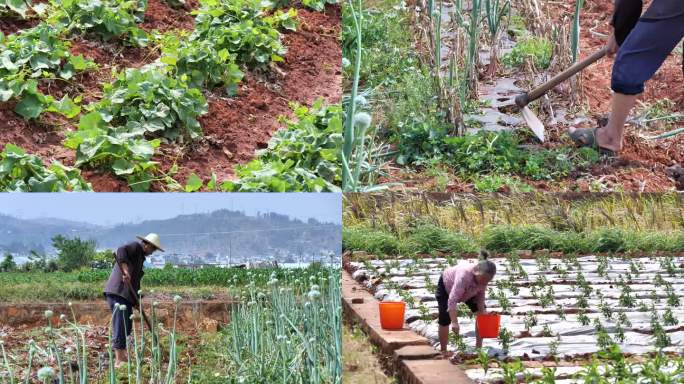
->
<box><xmin>136</xmin><ymin>233</ymin><xmax>165</xmax><ymax>252</ymax></box>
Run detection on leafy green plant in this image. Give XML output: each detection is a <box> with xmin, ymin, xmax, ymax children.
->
<box><xmin>48</xmin><ymin>0</ymin><xmax>149</xmax><ymax>44</ymax></box>
<box><xmin>160</xmin><ymin>33</ymin><xmax>244</xmax><ymax>95</ymax></box>
<box><xmin>192</xmin><ymin>0</ymin><xmax>296</xmax><ymax>68</ymax></box>
<box><xmin>476</xmin><ymin>348</ymin><xmax>490</xmax><ymax>374</ymax></box>
<box><xmin>64</xmin><ymin>113</ymin><xmax>161</xmax><ymax>191</ymax></box>
<box><xmin>87</xmin><ymin>64</ymin><xmax>208</xmax><ymax>140</ymax></box>
<box><xmin>220</xmin><ymin>100</ymin><xmax>343</xmax><ymax>192</ymax></box>
<box><xmin>0</xmin><ymin>144</ymin><xmax>92</xmax><ymax>191</ymax></box>
<box><xmin>500</xmin><ymin>359</ymin><xmax>525</xmax><ymax>384</ymax></box>
<box><xmin>498</xmin><ymin>326</ymin><xmax>513</xmax><ymax>354</ymax></box>
<box><xmin>301</xmin><ymin>0</ymin><xmax>337</xmax><ymax>11</ymax></box>
<box><xmin>0</xmin><ymin>0</ymin><xmax>42</xmax><ymax>18</ymax></box>
<box><xmin>0</xmin><ymin>24</ymin><xmax>95</xmax><ymax>119</ymax></box>
<box><xmin>473</xmin><ymin>174</ymin><xmax>532</xmax><ymax>192</ymax></box>
<box><xmin>502</xmin><ymin>36</ymin><xmax>552</xmax><ymax>69</ymax></box>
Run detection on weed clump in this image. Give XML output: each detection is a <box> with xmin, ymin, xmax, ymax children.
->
<box><xmin>502</xmin><ymin>36</ymin><xmax>553</xmax><ymax>69</ymax></box>
<box><xmin>342</xmin><ymin>227</ymin><xmax>401</xmax><ymax>256</ymax></box>
<box><xmin>402</xmin><ymin>223</ymin><xmax>477</xmax><ymax>255</ymax></box>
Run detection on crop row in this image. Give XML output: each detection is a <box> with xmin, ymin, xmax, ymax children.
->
<box><xmin>0</xmin><ymin>267</ymin><xmax>341</xmax><ymax>383</ymax></box>
<box><xmin>0</xmin><ymin>0</ymin><xmax>341</xmax><ymax>191</ymax></box>
<box><xmin>348</xmin><ymin>255</ymin><xmax>684</xmax><ymax>383</ymax></box>
<box><xmin>343</xmin><ymin>224</ymin><xmax>684</xmax><ymax>256</ymax></box>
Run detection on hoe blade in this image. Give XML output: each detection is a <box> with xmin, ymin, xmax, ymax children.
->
<box><xmin>521</xmin><ymin>106</ymin><xmax>545</xmax><ymax>142</ymax></box>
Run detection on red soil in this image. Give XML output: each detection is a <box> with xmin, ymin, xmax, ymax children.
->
<box><xmin>0</xmin><ymin>4</ymin><xmax>340</xmax><ymax>191</ymax></box>
<box><xmin>140</xmin><ymin>0</ymin><xmax>198</xmax><ymax>32</ymax></box>
<box><xmin>0</xmin><ymin>17</ymin><xmax>38</xmax><ymax>35</ymax></box>
<box><xmin>574</xmin><ymin>0</ymin><xmax>683</xmax><ymax>115</ymax></box>
<box><xmin>157</xmin><ymin>6</ymin><xmax>343</xmax><ymax>185</ymax></box>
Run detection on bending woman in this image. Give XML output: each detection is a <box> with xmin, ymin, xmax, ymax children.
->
<box><xmin>435</xmin><ymin>252</ymin><xmax>496</xmax><ymax>357</ymax></box>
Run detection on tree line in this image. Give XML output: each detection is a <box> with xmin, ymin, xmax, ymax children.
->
<box><xmin>0</xmin><ymin>235</ymin><xmax>112</xmax><ymax>272</ymax></box>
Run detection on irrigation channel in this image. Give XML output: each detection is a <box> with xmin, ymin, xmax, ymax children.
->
<box><xmin>347</xmin><ymin>254</ymin><xmax>684</xmax><ymax>382</ymax></box>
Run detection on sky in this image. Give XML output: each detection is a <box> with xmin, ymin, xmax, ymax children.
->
<box><xmin>0</xmin><ymin>193</ymin><xmax>342</xmax><ymax>226</ymax></box>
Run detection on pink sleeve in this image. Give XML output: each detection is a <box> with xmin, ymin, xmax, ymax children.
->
<box><xmin>447</xmin><ymin>271</ymin><xmax>465</xmax><ymax>312</ymax></box>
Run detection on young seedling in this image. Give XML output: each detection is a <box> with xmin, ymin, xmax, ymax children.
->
<box><xmin>553</xmin><ymin>304</ymin><xmax>566</xmax><ymax>320</ymax></box>
<box><xmin>500</xmin><ymin>359</ymin><xmax>525</xmax><ymax>384</ymax></box>
<box><xmin>539</xmin><ymin>366</ymin><xmax>557</xmax><ymax>383</ymax></box>
<box><xmin>498</xmin><ymin>326</ymin><xmax>513</xmax><ymax>354</ymax></box>
<box><xmin>663</xmin><ymin>308</ymin><xmax>678</xmax><ymax>326</ymax></box>
<box><xmin>618</xmin><ymin>280</ymin><xmax>636</xmax><ymax>308</ymax></box>
<box><xmin>524</xmin><ymin>312</ymin><xmax>537</xmax><ymax>331</ymax></box>
<box><xmin>666</xmin><ymin>283</ymin><xmax>680</xmax><ymax>307</ymax></box>
<box><xmin>617</xmin><ymin>309</ymin><xmax>632</xmax><ymax>328</ymax></box>
<box><xmin>578</xmin><ymin>309</ymin><xmax>590</xmax><ymax>326</ymax></box>
<box><xmin>496</xmin><ymin>287</ymin><xmax>512</xmax><ymax>312</ymax></box>
<box><xmin>597</xmin><ymin>256</ymin><xmax>609</xmax><ymax>278</ymax></box>
<box><xmin>598</xmin><ymin>292</ymin><xmax>613</xmax><ymax>319</ymax></box>
<box><xmin>548</xmin><ymin>334</ymin><xmax>560</xmax><ymax>361</ymax></box>
<box><xmin>613</xmin><ymin>321</ymin><xmax>625</xmax><ymax>344</ymax></box>
<box><xmin>476</xmin><ymin>347</ymin><xmax>490</xmax><ymax>374</ymax></box>
<box><xmin>450</xmin><ymin>332</ymin><xmax>468</xmax><ymax>353</ymax></box>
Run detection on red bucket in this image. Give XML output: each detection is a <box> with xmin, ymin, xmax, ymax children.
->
<box><xmin>476</xmin><ymin>313</ymin><xmax>501</xmax><ymax>338</ymax></box>
<box><xmin>378</xmin><ymin>301</ymin><xmax>405</xmax><ymax>330</ymax></box>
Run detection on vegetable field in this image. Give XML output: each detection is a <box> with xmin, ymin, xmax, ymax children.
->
<box><xmin>347</xmin><ymin>255</ymin><xmax>684</xmax><ymax>383</ymax></box>
<box><xmin>342</xmin><ymin>0</ymin><xmax>683</xmax><ymax>193</ymax></box>
<box><xmin>0</xmin><ymin>266</ymin><xmax>342</xmax><ymax>383</ymax></box>
<box><xmin>0</xmin><ymin>0</ymin><xmax>342</xmax><ymax>192</ymax></box>
<box><xmin>0</xmin><ymin>265</ymin><xmax>336</xmax><ymax>301</ymax></box>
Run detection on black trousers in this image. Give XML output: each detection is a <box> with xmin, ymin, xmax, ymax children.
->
<box><xmin>106</xmin><ymin>294</ymin><xmax>133</xmax><ymax>350</ymax></box>
<box><xmin>435</xmin><ymin>276</ymin><xmax>479</xmax><ymax>326</ymax></box>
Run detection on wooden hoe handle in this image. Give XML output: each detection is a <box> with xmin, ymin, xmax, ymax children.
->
<box><xmin>515</xmin><ymin>45</ymin><xmax>609</xmax><ymax>108</ymax></box>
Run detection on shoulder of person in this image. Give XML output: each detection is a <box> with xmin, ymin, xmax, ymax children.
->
<box><xmin>123</xmin><ymin>241</ymin><xmax>143</xmax><ymax>253</ymax></box>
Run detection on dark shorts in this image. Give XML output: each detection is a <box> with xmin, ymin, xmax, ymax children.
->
<box><xmin>612</xmin><ymin>13</ymin><xmax>684</xmax><ymax>95</ymax></box>
<box><xmin>435</xmin><ymin>276</ymin><xmax>479</xmax><ymax>327</ymax></box>
<box><xmin>106</xmin><ymin>294</ymin><xmax>133</xmax><ymax>350</ymax></box>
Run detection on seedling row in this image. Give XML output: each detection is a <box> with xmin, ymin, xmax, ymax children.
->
<box><xmin>348</xmin><ymin>253</ymin><xmax>684</xmax><ymax>382</ymax></box>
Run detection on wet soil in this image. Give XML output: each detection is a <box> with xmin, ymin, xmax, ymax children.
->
<box><xmin>0</xmin><ymin>4</ymin><xmax>341</xmax><ymax>191</ymax></box>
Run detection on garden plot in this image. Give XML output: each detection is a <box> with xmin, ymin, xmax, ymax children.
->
<box><xmin>348</xmin><ymin>254</ymin><xmax>684</xmax><ymax>382</ymax></box>
<box><xmin>0</xmin><ymin>0</ymin><xmax>342</xmax><ymax>192</ymax></box>
<box><xmin>343</xmin><ymin>0</ymin><xmax>684</xmax><ymax>193</ymax></box>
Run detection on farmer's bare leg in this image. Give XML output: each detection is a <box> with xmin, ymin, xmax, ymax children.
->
<box><xmin>596</xmin><ymin>93</ymin><xmax>638</xmax><ymax>152</ymax></box>
<box><xmin>439</xmin><ymin>325</ymin><xmax>449</xmax><ymax>356</ymax></box>
<box><xmin>604</xmin><ymin>13</ymin><xmax>684</xmax><ymax>150</ymax></box>
<box><xmin>475</xmin><ymin>314</ymin><xmax>483</xmax><ymax>348</ymax></box>
<box><xmin>114</xmin><ymin>348</ymin><xmax>128</xmax><ymax>367</ymax></box>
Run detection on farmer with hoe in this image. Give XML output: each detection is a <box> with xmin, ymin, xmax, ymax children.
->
<box><xmin>435</xmin><ymin>250</ymin><xmax>497</xmax><ymax>358</ymax></box>
<box><xmin>104</xmin><ymin>233</ymin><xmax>164</xmax><ymax>368</ymax></box>
<box><xmin>569</xmin><ymin>0</ymin><xmax>684</xmax><ymax>155</ymax></box>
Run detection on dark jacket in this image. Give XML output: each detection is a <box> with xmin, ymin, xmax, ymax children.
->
<box><xmin>613</xmin><ymin>0</ymin><xmax>684</xmax><ymax>44</ymax></box>
<box><xmin>104</xmin><ymin>241</ymin><xmax>146</xmax><ymax>304</ymax></box>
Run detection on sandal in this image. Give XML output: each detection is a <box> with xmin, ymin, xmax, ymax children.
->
<box><xmin>568</xmin><ymin>127</ymin><xmax>617</xmax><ymax>158</ymax></box>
